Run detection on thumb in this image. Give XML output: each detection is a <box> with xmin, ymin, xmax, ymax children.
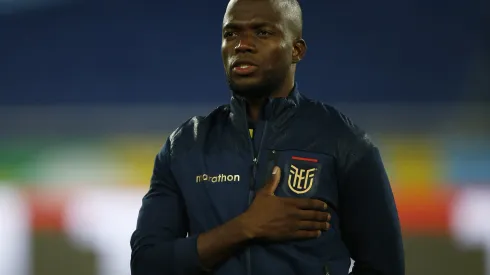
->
<box><xmin>263</xmin><ymin>166</ymin><xmax>281</xmax><ymax>195</ymax></box>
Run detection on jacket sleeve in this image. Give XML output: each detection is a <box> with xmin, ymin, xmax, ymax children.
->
<box><xmin>130</xmin><ymin>139</ymin><xmax>203</xmax><ymax>275</ymax></box>
<box><xmin>338</xmin><ymin>146</ymin><xmax>405</xmax><ymax>275</ymax></box>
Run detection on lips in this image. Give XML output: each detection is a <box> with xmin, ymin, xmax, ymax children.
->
<box><xmin>231</xmin><ymin>60</ymin><xmax>258</xmax><ymax>76</ymax></box>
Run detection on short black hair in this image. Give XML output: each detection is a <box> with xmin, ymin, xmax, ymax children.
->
<box><xmin>225</xmin><ymin>0</ymin><xmax>303</xmax><ymax>38</ymax></box>
<box><xmin>274</xmin><ymin>0</ymin><xmax>303</xmax><ymax>38</ymax></box>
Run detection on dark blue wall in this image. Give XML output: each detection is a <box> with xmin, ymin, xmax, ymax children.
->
<box><xmin>1</xmin><ymin>0</ymin><xmax>488</xmax><ymax>104</ymax></box>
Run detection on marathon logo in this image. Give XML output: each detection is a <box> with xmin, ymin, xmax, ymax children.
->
<box><xmin>196</xmin><ymin>173</ymin><xmax>240</xmax><ymax>183</ymax></box>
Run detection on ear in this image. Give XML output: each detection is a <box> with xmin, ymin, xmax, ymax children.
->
<box><xmin>292</xmin><ymin>38</ymin><xmax>307</xmax><ymax>64</ymax></box>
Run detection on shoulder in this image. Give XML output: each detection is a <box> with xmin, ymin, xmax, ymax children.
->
<box><xmin>322</xmin><ymin>102</ymin><xmax>372</xmax><ymax>147</ymax></box>
<box><xmin>299</xmin><ymin>95</ymin><xmax>375</xmax><ymax>169</ymax></box>
<box><xmin>299</xmin><ymin>95</ymin><xmax>372</xmax><ymax>145</ymax></box>
<box><xmin>165</xmin><ymin>104</ymin><xmax>230</xmax><ymax>158</ymax></box>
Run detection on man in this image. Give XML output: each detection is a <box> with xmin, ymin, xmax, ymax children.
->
<box><xmin>130</xmin><ymin>0</ymin><xmax>405</xmax><ymax>274</ymax></box>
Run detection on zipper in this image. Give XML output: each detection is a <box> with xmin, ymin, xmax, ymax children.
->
<box><xmin>245</xmin><ymin>118</ymin><xmax>268</xmax><ymax>275</ymax></box>
<box><xmin>247</xmin><ymin>121</ymin><xmax>268</xmax><ymax>200</ymax></box>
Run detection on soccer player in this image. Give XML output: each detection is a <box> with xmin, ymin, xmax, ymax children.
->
<box><xmin>130</xmin><ymin>0</ymin><xmax>405</xmax><ymax>274</ymax></box>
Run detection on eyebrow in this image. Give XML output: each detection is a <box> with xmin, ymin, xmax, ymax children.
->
<box><xmin>223</xmin><ymin>21</ymin><xmax>276</xmax><ymax>30</ymax></box>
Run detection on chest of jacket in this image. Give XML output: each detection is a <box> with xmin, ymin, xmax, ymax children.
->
<box><xmin>170</xmin><ymin>120</ymin><xmax>341</xmax><ymax>234</ymax></box>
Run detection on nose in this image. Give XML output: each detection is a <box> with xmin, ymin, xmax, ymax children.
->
<box><xmin>234</xmin><ymin>35</ymin><xmax>256</xmax><ymax>53</ymax></box>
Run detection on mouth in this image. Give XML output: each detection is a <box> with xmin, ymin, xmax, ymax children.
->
<box><xmin>231</xmin><ymin>60</ymin><xmax>259</xmax><ymax>76</ymax></box>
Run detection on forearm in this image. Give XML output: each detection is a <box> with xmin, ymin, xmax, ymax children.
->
<box><xmin>131</xmin><ymin>233</ymin><xmax>202</xmax><ymax>275</ymax></box>
<box><xmin>197</xmin><ymin>215</ymin><xmax>252</xmax><ymax>270</ymax></box>
<box><xmin>132</xmin><ymin>221</ymin><xmax>250</xmax><ymax>275</ymax></box>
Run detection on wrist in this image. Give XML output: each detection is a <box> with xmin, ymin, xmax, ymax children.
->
<box><xmin>235</xmin><ymin>213</ymin><xmax>257</xmax><ymax>240</ymax></box>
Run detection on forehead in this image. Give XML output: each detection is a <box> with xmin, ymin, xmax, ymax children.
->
<box><xmin>223</xmin><ymin>0</ymin><xmax>284</xmax><ymax>28</ymax></box>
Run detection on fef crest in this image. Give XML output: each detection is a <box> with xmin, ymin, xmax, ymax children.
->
<box><xmin>286</xmin><ymin>156</ymin><xmax>320</xmax><ymax>195</ymax></box>
<box><xmin>288</xmin><ymin>165</ymin><xmax>317</xmax><ymax>194</ymax></box>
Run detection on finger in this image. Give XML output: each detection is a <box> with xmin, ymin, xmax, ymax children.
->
<box><xmin>262</xmin><ymin>166</ymin><xmax>281</xmax><ymax>195</ymax></box>
<box><xmin>287</xmin><ymin>198</ymin><xmax>327</xmax><ymax>210</ymax></box>
<box><xmin>296</xmin><ymin>210</ymin><xmax>331</xmax><ymax>222</ymax></box>
<box><xmin>293</xmin><ymin>230</ymin><xmax>322</xmax><ymax>239</ymax></box>
<box><xmin>297</xmin><ymin>221</ymin><xmax>330</xmax><ymax>231</ymax></box>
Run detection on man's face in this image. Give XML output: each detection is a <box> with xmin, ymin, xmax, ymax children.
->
<box><xmin>221</xmin><ymin>0</ymin><xmax>294</xmax><ymax>98</ymax></box>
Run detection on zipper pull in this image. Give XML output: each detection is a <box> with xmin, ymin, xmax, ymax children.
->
<box><xmin>268</xmin><ymin>150</ymin><xmax>278</xmax><ymax>165</ymax></box>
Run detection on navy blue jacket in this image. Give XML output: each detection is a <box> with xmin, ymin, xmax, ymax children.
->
<box><xmin>130</xmin><ymin>87</ymin><xmax>404</xmax><ymax>275</ymax></box>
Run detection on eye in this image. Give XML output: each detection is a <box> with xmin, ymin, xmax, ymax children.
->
<box><xmin>257</xmin><ymin>30</ymin><xmax>272</xmax><ymax>37</ymax></box>
<box><xmin>223</xmin><ymin>31</ymin><xmax>236</xmax><ymax>38</ymax></box>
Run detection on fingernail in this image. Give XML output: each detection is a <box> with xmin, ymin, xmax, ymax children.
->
<box><xmin>324</xmin><ymin>203</ymin><xmax>328</xmax><ymax>210</ymax></box>
<box><xmin>272</xmin><ymin>166</ymin><xmax>279</xmax><ymax>174</ymax></box>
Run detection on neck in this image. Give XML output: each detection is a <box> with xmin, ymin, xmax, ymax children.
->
<box><xmin>246</xmin><ymin>76</ymin><xmax>295</xmax><ymax>121</ymax></box>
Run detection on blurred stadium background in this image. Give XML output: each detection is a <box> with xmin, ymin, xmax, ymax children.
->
<box><xmin>1</xmin><ymin>0</ymin><xmax>489</xmax><ymax>274</ymax></box>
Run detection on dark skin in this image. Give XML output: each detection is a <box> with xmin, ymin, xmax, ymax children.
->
<box><xmin>221</xmin><ymin>0</ymin><xmax>307</xmax><ymax>120</ymax></box>
<box><xmin>196</xmin><ymin>0</ymin><xmax>330</xmax><ymax>271</ymax></box>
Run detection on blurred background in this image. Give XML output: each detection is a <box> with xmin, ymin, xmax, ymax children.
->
<box><xmin>0</xmin><ymin>0</ymin><xmax>489</xmax><ymax>274</ymax></box>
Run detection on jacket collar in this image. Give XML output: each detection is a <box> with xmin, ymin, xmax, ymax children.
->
<box><xmin>229</xmin><ymin>83</ymin><xmax>301</xmax><ymax>132</ymax></box>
